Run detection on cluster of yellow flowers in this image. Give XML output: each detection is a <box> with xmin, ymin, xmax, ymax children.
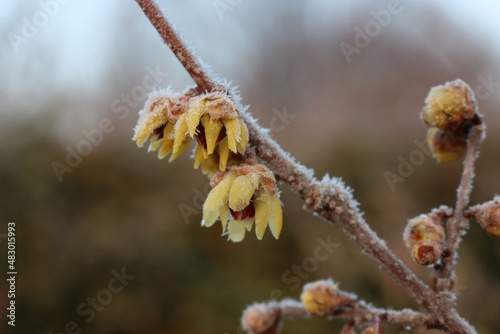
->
<box><xmin>133</xmin><ymin>90</ymin><xmax>283</xmax><ymax>242</ymax></box>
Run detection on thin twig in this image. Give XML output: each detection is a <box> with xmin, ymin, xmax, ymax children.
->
<box><xmin>434</xmin><ymin>122</ymin><xmax>485</xmax><ymax>291</ymax></box>
<box><xmin>259</xmin><ymin>299</ymin><xmax>439</xmax><ymax>330</ymax></box>
<box><xmin>242</xmin><ymin>112</ymin><xmax>474</xmax><ymax>334</ymax></box>
<box><xmin>134</xmin><ymin>2</ymin><xmax>476</xmax><ymax>333</ymax></box>
<box><xmin>135</xmin><ymin>0</ymin><xmax>217</xmax><ymax>92</ymax></box>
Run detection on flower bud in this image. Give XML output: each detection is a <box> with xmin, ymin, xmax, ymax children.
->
<box><xmin>301</xmin><ymin>279</ymin><xmax>344</xmax><ymax>317</ymax></box>
<box><xmin>421</xmin><ymin>79</ymin><xmax>475</xmax><ymax>131</ymax></box>
<box><xmin>466</xmin><ymin>197</ymin><xmax>500</xmax><ymax>237</ymax></box>
<box><xmin>427</xmin><ymin>127</ymin><xmax>467</xmax><ymax>163</ymax></box>
<box><xmin>241</xmin><ymin>303</ymin><xmax>280</xmax><ymax>334</ymax></box>
<box><xmin>412</xmin><ymin>239</ymin><xmax>443</xmax><ymax>265</ymax></box>
<box><xmin>403</xmin><ymin>214</ymin><xmax>445</xmax><ymax>251</ymax></box>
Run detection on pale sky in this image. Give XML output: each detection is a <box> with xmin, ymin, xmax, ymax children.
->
<box><xmin>1</xmin><ymin>0</ymin><xmax>500</xmax><ymax>115</ymax></box>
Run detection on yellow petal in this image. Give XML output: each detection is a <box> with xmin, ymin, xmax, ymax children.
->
<box><xmin>148</xmin><ymin>138</ymin><xmax>163</xmax><ymax>152</ymax></box>
<box><xmin>158</xmin><ymin>123</ymin><xmax>175</xmax><ymax>159</ymax></box>
<box><xmin>169</xmin><ymin>140</ymin><xmax>190</xmax><ymax>162</ymax></box>
<box><xmin>202</xmin><ymin>116</ymin><xmax>224</xmax><ymax>155</ymax></box>
<box><xmin>228</xmin><ymin>174</ymin><xmax>260</xmax><ymax>212</ymax></box>
<box><xmin>268</xmin><ymin>194</ymin><xmax>283</xmax><ymax>239</ymax></box>
<box><xmin>201</xmin><ymin>154</ymin><xmax>219</xmax><ymax>176</ymax></box>
<box><xmin>222</xmin><ymin>118</ymin><xmax>241</xmax><ymax>153</ymax></box>
<box><xmin>254</xmin><ymin>189</ymin><xmax>271</xmax><ymax>240</ymax></box>
<box><xmin>204</xmin><ymin>174</ymin><xmax>235</xmax><ymax>212</ymax></box>
<box><xmin>194</xmin><ymin>144</ymin><xmax>207</xmax><ymax>169</ymax></box>
<box><xmin>187</xmin><ymin>99</ymin><xmax>206</xmax><ymax>137</ymax></box>
<box><xmin>218</xmin><ymin>137</ymin><xmax>230</xmax><ymax>171</ymax></box>
<box><xmin>135</xmin><ymin>135</ymin><xmax>149</xmax><ymax>147</ymax></box>
<box><xmin>219</xmin><ymin>205</ymin><xmax>229</xmax><ymax>232</ymax></box>
<box><xmin>173</xmin><ymin>113</ymin><xmax>189</xmax><ymax>153</ymax></box>
<box><xmin>202</xmin><ymin>209</ymin><xmax>219</xmax><ymax>228</ymax></box>
<box><xmin>228</xmin><ymin>217</ymin><xmax>245</xmax><ymax>242</ymax></box>
<box><xmin>244</xmin><ymin>217</ymin><xmax>254</xmax><ymax>231</ymax></box>
<box><xmin>237</xmin><ymin>119</ymin><xmax>249</xmax><ymax>155</ymax></box>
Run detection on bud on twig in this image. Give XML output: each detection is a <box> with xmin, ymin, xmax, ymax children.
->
<box><xmin>403</xmin><ymin>212</ymin><xmax>446</xmax><ymax>265</ymax></box>
<box><xmin>301</xmin><ymin>279</ymin><xmax>353</xmax><ymax>317</ymax></box>
<box><xmin>421</xmin><ymin>79</ymin><xmax>476</xmax><ymax>131</ymax></box>
<box><xmin>465</xmin><ymin>197</ymin><xmax>500</xmax><ymax>237</ymax></box>
<box><xmin>241</xmin><ymin>303</ymin><xmax>281</xmax><ymax>334</ymax></box>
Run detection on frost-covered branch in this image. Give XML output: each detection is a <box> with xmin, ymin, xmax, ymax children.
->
<box><xmin>134</xmin><ymin>2</ymin><xmax>477</xmax><ymax>333</ymax></box>
<box><xmin>434</xmin><ymin>119</ymin><xmax>485</xmax><ymax>292</ymax></box>
<box><xmin>135</xmin><ymin>0</ymin><xmax>218</xmax><ymax>92</ymax></box>
<box><xmin>241</xmin><ymin>299</ymin><xmax>439</xmax><ymax>334</ymax></box>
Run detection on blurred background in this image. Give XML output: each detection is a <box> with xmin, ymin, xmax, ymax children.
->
<box><xmin>1</xmin><ymin>0</ymin><xmax>500</xmax><ymax>333</ymax></box>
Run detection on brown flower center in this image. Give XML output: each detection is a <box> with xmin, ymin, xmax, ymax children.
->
<box><xmin>230</xmin><ymin>197</ymin><xmax>255</xmax><ymax>221</ymax></box>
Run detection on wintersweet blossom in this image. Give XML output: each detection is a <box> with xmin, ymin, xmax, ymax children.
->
<box><xmin>174</xmin><ymin>92</ymin><xmax>249</xmax><ymax>173</ymax></box>
<box><xmin>202</xmin><ymin>164</ymin><xmax>282</xmax><ymax>242</ymax></box>
<box><xmin>132</xmin><ymin>91</ymin><xmax>189</xmax><ymax>161</ymax></box>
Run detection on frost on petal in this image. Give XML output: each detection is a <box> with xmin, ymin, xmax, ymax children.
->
<box><xmin>173</xmin><ymin>113</ymin><xmax>189</xmax><ymax>153</ymax></box>
<box><xmin>202</xmin><ymin>116</ymin><xmax>224</xmax><ymax>155</ymax></box>
<box><xmin>268</xmin><ymin>194</ymin><xmax>283</xmax><ymax>239</ymax></box>
<box><xmin>228</xmin><ymin>217</ymin><xmax>246</xmax><ymax>242</ymax></box>
<box><xmin>219</xmin><ymin>205</ymin><xmax>229</xmax><ymax>233</ymax></box>
<box><xmin>218</xmin><ymin>137</ymin><xmax>230</xmax><ymax>171</ymax></box>
<box><xmin>237</xmin><ymin>119</ymin><xmax>249</xmax><ymax>155</ymax></box>
<box><xmin>205</xmin><ymin>96</ymin><xmax>238</xmax><ymax>120</ymax></box>
<box><xmin>204</xmin><ymin>174</ymin><xmax>235</xmax><ymax>212</ymax></box>
<box><xmin>254</xmin><ymin>189</ymin><xmax>271</xmax><ymax>240</ymax></box>
<box><xmin>186</xmin><ymin>98</ymin><xmax>207</xmax><ymax>137</ymax></box>
<box><xmin>223</xmin><ymin>118</ymin><xmax>241</xmax><ymax>153</ymax></box>
<box><xmin>228</xmin><ymin>174</ymin><xmax>260</xmax><ymax>212</ymax></box>
<box><xmin>203</xmin><ymin>209</ymin><xmax>219</xmax><ymax>228</ymax></box>
<box><xmin>133</xmin><ymin>106</ymin><xmax>169</xmax><ymax>146</ymax></box>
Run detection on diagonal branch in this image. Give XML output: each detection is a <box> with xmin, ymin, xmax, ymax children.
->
<box><xmin>134</xmin><ymin>1</ymin><xmax>476</xmax><ymax>333</ymax></box>
<box><xmin>135</xmin><ymin>0</ymin><xmax>217</xmax><ymax>92</ymax></box>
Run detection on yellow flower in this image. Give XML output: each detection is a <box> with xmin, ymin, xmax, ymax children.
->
<box><xmin>174</xmin><ymin>92</ymin><xmax>249</xmax><ymax>173</ymax></box>
<box><xmin>202</xmin><ymin>164</ymin><xmax>282</xmax><ymax>242</ymax></box>
<box><xmin>132</xmin><ymin>91</ymin><xmax>189</xmax><ymax>162</ymax></box>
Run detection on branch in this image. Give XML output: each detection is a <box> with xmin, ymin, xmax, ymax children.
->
<box><xmin>135</xmin><ymin>0</ymin><xmax>218</xmax><ymax>92</ymax></box>
<box><xmin>434</xmin><ymin>120</ymin><xmax>485</xmax><ymax>291</ymax></box>
<box><xmin>134</xmin><ymin>1</ymin><xmax>476</xmax><ymax>333</ymax></box>
<box><xmin>242</xmin><ymin>299</ymin><xmax>441</xmax><ymax>332</ymax></box>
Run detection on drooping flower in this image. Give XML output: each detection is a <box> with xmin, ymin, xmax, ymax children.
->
<box><xmin>202</xmin><ymin>164</ymin><xmax>282</xmax><ymax>242</ymax></box>
<box><xmin>132</xmin><ymin>90</ymin><xmax>190</xmax><ymax>161</ymax></box>
<box><xmin>173</xmin><ymin>92</ymin><xmax>249</xmax><ymax>173</ymax></box>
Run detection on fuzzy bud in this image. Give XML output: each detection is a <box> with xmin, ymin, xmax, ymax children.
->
<box><xmin>412</xmin><ymin>239</ymin><xmax>443</xmax><ymax>265</ymax></box>
<box><xmin>241</xmin><ymin>303</ymin><xmax>280</xmax><ymax>334</ymax></box>
<box><xmin>427</xmin><ymin>127</ymin><xmax>467</xmax><ymax>163</ymax></box>
<box><xmin>301</xmin><ymin>279</ymin><xmax>345</xmax><ymax>317</ymax></box>
<box><xmin>421</xmin><ymin>79</ymin><xmax>476</xmax><ymax>131</ymax></box>
<box><xmin>466</xmin><ymin>197</ymin><xmax>500</xmax><ymax>237</ymax></box>
<box><xmin>403</xmin><ymin>214</ymin><xmax>445</xmax><ymax>251</ymax></box>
